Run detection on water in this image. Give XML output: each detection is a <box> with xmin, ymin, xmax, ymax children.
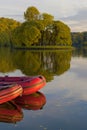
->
<box><xmin>0</xmin><ymin>48</ymin><xmax>87</xmax><ymax>130</ymax></box>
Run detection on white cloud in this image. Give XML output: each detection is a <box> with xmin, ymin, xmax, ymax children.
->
<box><xmin>61</xmin><ymin>8</ymin><xmax>87</xmax><ymax>32</ymax></box>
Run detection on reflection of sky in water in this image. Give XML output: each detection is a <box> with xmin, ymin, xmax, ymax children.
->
<box><xmin>0</xmin><ymin>69</ymin><xmax>25</xmax><ymax>77</ymax></box>
<box><xmin>40</xmin><ymin>57</ymin><xmax>87</xmax><ymax>130</ymax></box>
<box><xmin>1</xmin><ymin>57</ymin><xmax>87</xmax><ymax>130</ymax></box>
<box><xmin>44</xmin><ymin>57</ymin><xmax>87</xmax><ymax>101</ymax></box>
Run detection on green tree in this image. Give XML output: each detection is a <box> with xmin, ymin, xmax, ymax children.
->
<box><xmin>40</xmin><ymin>13</ymin><xmax>54</xmax><ymax>45</ymax></box>
<box><xmin>0</xmin><ymin>6</ymin><xmax>72</xmax><ymax>48</ymax></box>
<box><xmin>0</xmin><ymin>17</ymin><xmax>20</xmax><ymax>46</ymax></box>
<box><xmin>51</xmin><ymin>21</ymin><xmax>72</xmax><ymax>46</ymax></box>
<box><xmin>12</xmin><ymin>22</ymin><xmax>41</xmax><ymax>47</ymax></box>
<box><xmin>24</xmin><ymin>6</ymin><xmax>40</xmax><ymax>21</ymax></box>
<box><xmin>41</xmin><ymin>13</ymin><xmax>54</xmax><ymax>26</ymax></box>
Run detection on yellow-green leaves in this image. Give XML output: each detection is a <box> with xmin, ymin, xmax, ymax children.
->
<box><xmin>24</xmin><ymin>6</ymin><xmax>40</xmax><ymax>21</ymax></box>
<box><xmin>12</xmin><ymin>22</ymin><xmax>41</xmax><ymax>47</ymax></box>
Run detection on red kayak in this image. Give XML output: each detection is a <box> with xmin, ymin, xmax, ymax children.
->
<box><xmin>0</xmin><ymin>101</ymin><xmax>23</xmax><ymax>123</ymax></box>
<box><xmin>0</xmin><ymin>84</ymin><xmax>23</xmax><ymax>104</ymax></box>
<box><xmin>0</xmin><ymin>75</ymin><xmax>46</xmax><ymax>95</ymax></box>
<box><xmin>15</xmin><ymin>91</ymin><xmax>46</xmax><ymax>110</ymax></box>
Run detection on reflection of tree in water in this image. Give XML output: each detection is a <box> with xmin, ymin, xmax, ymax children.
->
<box><xmin>72</xmin><ymin>48</ymin><xmax>87</xmax><ymax>57</ymax></box>
<box><xmin>12</xmin><ymin>50</ymin><xmax>41</xmax><ymax>75</ymax></box>
<box><xmin>38</xmin><ymin>51</ymin><xmax>72</xmax><ymax>76</ymax></box>
<box><xmin>0</xmin><ymin>49</ymin><xmax>72</xmax><ymax>82</ymax></box>
<box><xmin>0</xmin><ymin>48</ymin><xmax>16</xmax><ymax>73</ymax></box>
<box><xmin>12</xmin><ymin>50</ymin><xmax>72</xmax><ymax>81</ymax></box>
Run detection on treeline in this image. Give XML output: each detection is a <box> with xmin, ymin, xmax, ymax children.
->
<box><xmin>0</xmin><ymin>6</ymin><xmax>72</xmax><ymax>48</ymax></box>
<box><xmin>71</xmin><ymin>32</ymin><xmax>87</xmax><ymax>47</ymax></box>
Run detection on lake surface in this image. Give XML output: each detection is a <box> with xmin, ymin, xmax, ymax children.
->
<box><xmin>0</xmin><ymin>48</ymin><xmax>87</xmax><ymax>130</ymax></box>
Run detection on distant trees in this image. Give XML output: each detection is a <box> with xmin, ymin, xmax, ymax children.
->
<box><xmin>71</xmin><ymin>32</ymin><xmax>87</xmax><ymax>47</ymax></box>
<box><xmin>83</xmin><ymin>32</ymin><xmax>87</xmax><ymax>45</ymax></box>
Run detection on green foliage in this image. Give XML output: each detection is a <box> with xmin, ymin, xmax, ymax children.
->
<box><xmin>71</xmin><ymin>32</ymin><xmax>87</xmax><ymax>47</ymax></box>
<box><xmin>41</xmin><ymin>13</ymin><xmax>54</xmax><ymax>27</ymax></box>
<box><xmin>0</xmin><ymin>6</ymin><xmax>72</xmax><ymax>47</ymax></box>
<box><xmin>52</xmin><ymin>21</ymin><xmax>72</xmax><ymax>46</ymax></box>
<box><xmin>24</xmin><ymin>6</ymin><xmax>40</xmax><ymax>21</ymax></box>
<box><xmin>0</xmin><ymin>17</ymin><xmax>20</xmax><ymax>46</ymax></box>
<box><xmin>83</xmin><ymin>32</ymin><xmax>87</xmax><ymax>43</ymax></box>
<box><xmin>11</xmin><ymin>26</ymin><xmax>23</xmax><ymax>47</ymax></box>
<box><xmin>23</xmin><ymin>6</ymin><xmax>72</xmax><ymax>47</ymax></box>
<box><xmin>12</xmin><ymin>22</ymin><xmax>41</xmax><ymax>47</ymax></box>
<box><xmin>40</xmin><ymin>20</ymin><xmax>72</xmax><ymax>46</ymax></box>
<box><xmin>25</xmin><ymin>21</ymin><xmax>45</xmax><ymax>31</ymax></box>
<box><xmin>0</xmin><ymin>31</ymin><xmax>10</xmax><ymax>46</ymax></box>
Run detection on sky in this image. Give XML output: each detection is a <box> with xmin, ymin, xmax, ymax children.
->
<box><xmin>0</xmin><ymin>0</ymin><xmax>87</xmax><ymax>32</ymax></box>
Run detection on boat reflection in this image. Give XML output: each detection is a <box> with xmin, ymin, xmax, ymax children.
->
<box><xmin>0</xmin><ymin>91</ymin><xmax>46</xmax><ymax>124</ymax></box>
<box><xmin>15</xmin><ymin>91</ymin><xmax>46</xmax><ymax>110</ymax></box>
<box><xmin>0</xmin><ymin>101</ymin><xmax>23</xmax><ymax>123</ymax></box>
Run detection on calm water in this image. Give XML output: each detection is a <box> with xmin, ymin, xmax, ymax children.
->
<box><xmin>0</xmin><ymin>48</ymin><xmax>87</xmax><ymax>130</ymax></box>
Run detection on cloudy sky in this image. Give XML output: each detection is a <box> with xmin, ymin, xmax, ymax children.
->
<box><xmin>0</xmin><ymin>0</ymin><xmax>87</xmax><ymax>32</ymax></box>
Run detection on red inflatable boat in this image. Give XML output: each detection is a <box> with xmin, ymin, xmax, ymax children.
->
<box><xmin>0</xmin><ymin>75</ymin><xmax>46</xmax><ymax>95</ymax></box>
<box><xmin>15</xmin><ymin>91</ymin><xmax>46</xmax><ymax>110</ymax></box>
<box><xmin>0</xmin><ymin>84</ymin><xmax>23</xmax><ymax>104</ymax></box>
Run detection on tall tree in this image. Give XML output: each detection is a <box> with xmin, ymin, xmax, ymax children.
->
<box><xmin>51</xmin><ymin>21</ymin><xmax>72</xmax><ymax>46</ymax></box>
<box><xmin>24</xmin><ymin>6</ymin><xmax>40</xmax><ymax>21</ymax></box>
<box><xmin>40</xmin><ymin>13</ymin><xmax>54</xmax><ymax>45</ymax></box>
<box><xmin>41</xmin><ymin>13</ymin><xmax>54</xmax><ymax>26</ymax></box>
<box><xmin>12</xmin><ymin>22</ymin><xmax>41</xmax><ymax>47</ymax></box>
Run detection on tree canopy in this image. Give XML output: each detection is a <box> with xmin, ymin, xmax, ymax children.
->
<box><xmin>0</xmin><ymin>17</ymin><xmax>20</xmax><ymax>46</ymax></box>
<box><xmin>24</xmin><ymin>6</ymin><xmax>40</xmax><ymax>21</ymax></box>
<box><xmin>0</xmin><ymin>6</ymin><xmax>72</xmax><ymax>48</ymax></box>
